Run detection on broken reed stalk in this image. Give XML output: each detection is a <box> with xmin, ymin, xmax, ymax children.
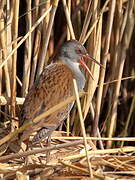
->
<box><xmin>0</xmin><ymin>96</ymin><xmax>25</xmax><ymax>105</ymax></box>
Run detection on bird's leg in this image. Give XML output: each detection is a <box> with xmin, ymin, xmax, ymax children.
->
<box><xmin>46</xmin><ymin>135</ymin><xmax>51</xmax><ymax>164</ymax></box>
<box><xmin>32</xmin><ymin>127</ymin><xmax>55</xmax><ymax>163</ymax></box>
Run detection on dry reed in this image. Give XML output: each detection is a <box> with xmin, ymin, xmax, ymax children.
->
<box><xmin>0</xmin><ymin>0</ymin><xmax>135</xmax><ymax>179</ymax></box>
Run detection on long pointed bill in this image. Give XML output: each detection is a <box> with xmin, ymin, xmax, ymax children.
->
<box><xmin>79</xmin><ymin>58</ymin><xmax>94</xmax><ymax>80</ymax></box>
<box><xmin>79</xmin><ymin>55</ymin><xmax>104</xmax><ymax>80</ymax></box>
<box><xmin>84</xmin><ymin>54</ymin><xmax>104</xmax><ymax>68</ymax></box>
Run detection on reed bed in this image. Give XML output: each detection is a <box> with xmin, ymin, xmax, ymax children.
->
<box><xmin>0</xmin><ymin>0</ymin><xmax>135</xmax><ymax>179</ymax></box>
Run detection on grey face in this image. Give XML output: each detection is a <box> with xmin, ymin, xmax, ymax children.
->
<box><xmin>59</xmin><ymin>40</ymin><xmax>88</xmax><ymax>63</ymax></box>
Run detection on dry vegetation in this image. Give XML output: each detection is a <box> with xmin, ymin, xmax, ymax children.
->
<box><xmin>0</xmin><ymin>0</ymin><xmax>135</xmax><ymax>179</ymax></box>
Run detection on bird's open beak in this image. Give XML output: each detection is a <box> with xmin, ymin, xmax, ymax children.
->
<box><xmin>79</xmin><ymin>54</ymin><xmax>104</xmax><ymax>80</ymax></box>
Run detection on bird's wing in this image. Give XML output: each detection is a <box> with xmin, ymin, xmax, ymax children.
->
<box><xmin>20</xmin><ymin>63</ymin><xmax>74</xmax><ymax>140</ymax></box>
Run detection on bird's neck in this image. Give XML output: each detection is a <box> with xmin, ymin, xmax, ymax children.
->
<box><xmin>75</xmin><ymin>70</ymin><xmax>86</xmax><ymax>91</ymax></box>
<box><xmin>60</xmin><ymin>58</ymin><xmax>86</xmax><ymax>91</ymax></box>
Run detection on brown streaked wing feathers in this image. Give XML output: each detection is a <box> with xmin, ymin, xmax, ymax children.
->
<box><xmin>20</xmin><ymin>63</ymin><xmax>74</xmax><ymax>140</ymax></box>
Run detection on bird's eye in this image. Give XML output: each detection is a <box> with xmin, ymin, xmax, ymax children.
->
<box><xmin>75</xmin><ymin>49</ymin><xmax>82</xmax><ymax>54</ymax></box>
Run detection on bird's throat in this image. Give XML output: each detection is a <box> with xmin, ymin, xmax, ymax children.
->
<box><xmin>64</xmin><ymin>59</ymin><xmax>86</xmax><ymax>91</ymax></box>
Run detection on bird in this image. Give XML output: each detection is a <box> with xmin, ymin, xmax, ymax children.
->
<box><xmin>19</xmin><ymin>40</ymin><xmax>102</xmax><ymax>143</ymax></box>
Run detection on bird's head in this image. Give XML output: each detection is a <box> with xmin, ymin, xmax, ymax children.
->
<box><xmin>59</xmin><ymin>40</ymin><xmax>104</xmax><ymax>79</ymax></box>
